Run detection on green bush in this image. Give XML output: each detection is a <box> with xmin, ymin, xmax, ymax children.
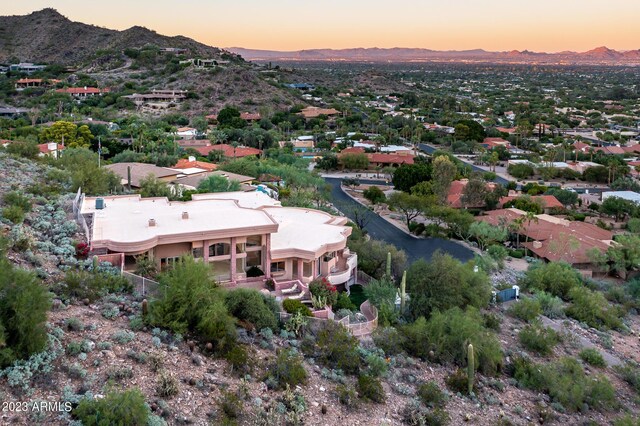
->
<box><xmin>302</xmin><ymin>321</ymin><xmax>361</xmax><ymax>374</ymax></box>
<box><xmin>512</xmin><ymin>356</ymin><xmax>617</xmax><ymax>412</ymax></box>
<box><xmin>417</xmin><ymin>381</ymin><xmax>447</xmax><ymax>408</ymax></box>
<box><xmin>483</xmin><ymin>312</ymin><xmax>502</xmax><ymax>331</ymax></box>
<box><xmin>579</xmin><ymin>348</ymin><xmax>606</xmax><ymax>368</ymax></box>
<box><xmin>0</xmin><ymin>250</ymin><xmax>51</xmax><ymax>368</ymax></box>
<box><xmin>156</xmin><ymin>372</ymin><xmax>179</xmax><ymax>397</ymax></box>
<box><xmin>336</xmin><ymin>383</ymin><xmax>358</xmax><ymax>409</ymax></box>
<box><xmin>363</xmin><ymin>186</ymin><xmax>386</xmax><ymax>204</ymax></box>
<box><xmin>224</xmin><ymin>288</ymin><xmax>278</xmax><ymax>331</ymax></box>
<box><xmin>265</xmin><ymin>349</ymin><xmax>308</xmax><ymax>390</ymax></box>
<box><xmin>508</xmin><ymin>249</ymin><xmax>525</xmax><ymax>259</ymax></box>
<box><xmin>533</xmin><ymin>291</ymin><xmax>565</xmax><ymax>319</ymax></box>
<box><xmin>445</xmin><ymin>369</ymin><xmax>473</xmax><ymax>394</ymax></box>
<box><xmin>73</xmin><ymin>388</ymin><xmax>150</xmax><ymax>425</ymax></box>
<box><xmin>509</xmin><ymin>298</ymin><xmax>542</xmax><ymax>322</ymax></box>
<box><xmin>282</xmin><ymin>299</ymin><xmax>312</xmax><ymax>316</ymax></box>
<box><xmin>407</xmin><ymin>252</ymin><xmax>491</xmax><ymax>319</ymax></box>
<box><xmin>519</xmin><ymin>323</ymin><xmax>560</xmax><ymax>356</ymax></box>
<box><xmin>2</xmin><ymin>205</ymin><xmax>25</xmax><ymax>224</ymax></box>
<box><xmin>372</xmin><ymin>326</ymin><xmax>406</xmax><ymax>356</ymax></box>
<box><xmin>566</xmin><ymin>286</ymin><xmax>623</xmax><ymax>330</ymax></box>
<box><xmin>60</xmin><ymin>270</ymin><xmax>132</xmax><ymax>302</ymax></box>
<box><xmin>224</xmin><ymin>345</ymin><xmax>251</xmax><ymax>375</ymax></box>
<box><xmin>3</xmin><ymin>191</ymin><xmax>32</xmax><ymax>213</ymax></box>
<box><xmin>521</xmin><ymin>262</ymin><xmax>582</xmax><ymax>300</ymax></box>
<box><xmin>614</xmin><ymin>363</ymin><xmax>640</xmax><ymax>394</ymax></box>
<box><xmin>356</xmin><ymin>374</ymin><xmax>385</xmax><ymax>403</ymax></box>
<box><xmin>335</xmin><ymin>291</ymin><xmax>357</xmax><ymax>311</ymax></box>
<box><xmin>400</xmin><ymin>308</ymin><xmax>503</xmax><ymax>375</ymax></box>
<box><xmin>217</xmin><ymin>389</ymin><xmax>244</xmax><ymax>422</ymax></box>
<box><xmin>65</xmin><ymin>317</ymin><xmax>84</xmax><ymax>332</ymax></box>
<box><xmin>149</xmin><ymin>257</ymin><xmax>236</xmax><ymax>354</ymax></box>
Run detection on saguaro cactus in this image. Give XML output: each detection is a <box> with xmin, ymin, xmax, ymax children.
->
<box><xmin>127</xmin><ymin>165</ymin><xmax>132</xmax><ymax>190</ymax></box>
<box><xmin>467</xmin><ymin>343</ymin><xmax>475</xmax><ymax>395</ymax></box>
<box><xmin>142</xmin><ymin>299</ymin><xmax>148</xmax><ymax>317</ymax></box>
<box><xmin>92</xmin><ymin>255</ymin><xmax>99</xmax><ymax>272</ymax></box>
<box><xmin>400</xmin><ymin>270</ymin><xmax>407</xmax><ymax>314</ymax></box>
<box><xmin>386</xmin><ymin>251</ymin><xmax>391</xmax><ymax>279</ymax></box>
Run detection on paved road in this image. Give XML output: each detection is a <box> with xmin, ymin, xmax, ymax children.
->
<box><xmin>325</xmin><ymin>177</ymin><xmax>474</xmax><ymax>263</ymax></box>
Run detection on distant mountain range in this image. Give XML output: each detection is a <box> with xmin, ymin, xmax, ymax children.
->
<box><xmin>0</xmin><ymin>9</ymin><xmax>229</xmax><ymax>65</ymax></box>
<box><xmin>228</xmin><ymin>46</ymin><xmax>640</xmax><ymax>64</ymax></box>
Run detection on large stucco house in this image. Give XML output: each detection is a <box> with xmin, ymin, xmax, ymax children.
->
<box><xmin>80</xmin><ymin>191</ymin><xmax>357</xmax><ymax>288</ymax></box>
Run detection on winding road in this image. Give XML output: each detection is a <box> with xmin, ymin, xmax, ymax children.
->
<box><xmin>325</xmin><ymin>177</ymin><xmax>474</xmax><ymax>263</ymax></box>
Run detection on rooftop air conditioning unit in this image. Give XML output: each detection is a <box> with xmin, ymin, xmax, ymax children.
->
<box><xmin>148</xmin><ymin>219</ymin><xmax>156</xmax><ymax>227</ymax></box>
<box><xmin>182</xmin><ymin>212</ymin><xmax>189</xmax><ymax>220</ymax></box>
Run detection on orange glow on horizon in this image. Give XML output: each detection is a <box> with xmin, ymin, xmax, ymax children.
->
<box><xmin>5</xmin><ymin>1</ymin><xmax>640</xmax><ymax>52</ymax></box>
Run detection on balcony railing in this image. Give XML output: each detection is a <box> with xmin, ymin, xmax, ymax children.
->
<box><xmin>326</xmin><ymin>253</ymin><xmax>357</xmax><ymax>285</ymax></box>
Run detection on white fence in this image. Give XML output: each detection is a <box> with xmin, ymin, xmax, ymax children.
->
<box><xmin>122</xmin><ymin>271</ymin><xmax>163</xmax><ymax>299</ymax></box>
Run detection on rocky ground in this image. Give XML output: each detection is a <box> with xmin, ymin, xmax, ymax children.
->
<box><xmin>1</xmin><ymin>290</ymin><xmax>638</xmax><ymax>425</ymax></box>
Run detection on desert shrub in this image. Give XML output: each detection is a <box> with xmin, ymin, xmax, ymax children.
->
<box><xmin>445</xmin><ymin>369</ymin><xmax>473</xmax><ymax>394</ymax></box>
<box><xmin>483</xmin><ymin>312</ymin><xmax>502</xmax><ymax>331</ymax></box>
<box><xmin>64</xmin><ymin>317</ymin><xmax>84</xmax><ymax>332</ymax></box>
<box><xmin>59</xmin><ymin>270</ymin><xmax>131</xmax><ymax>302</ymax></box>
<box><xmin>579</xmin><ymin>348</ymin><xmax>606</xmax><ymax>368</ymax></box>
<box><xmin>513</xmin><ymin>356</ymin><xmax>617</xmax><ymax>412</ymax></box>
<box><xmin>363</xmin><ymin>186</ymin><xmax>386</xmax><ymax>204</ymax></box>
<box><xmin>66</xmin><ymin>341</ymin><xmax>83</xmax><ymax>356</ymax></box>
<box><xmin>508</xmin><ymin>298</ymin><xmax>541</xmax><ymax>322</ymax></box>
<box><xmin>224</xmin><ymin>345</ymin><xmax>251</xmax><ymax>375</ymax></box>
<box><xmin>533</xmin><ymin>290</ymin><xmax>565</xmax><ymax>319</ymax></box>
<box><xmin>357</xmin><ymin>374</ymin><xmax>385</xmax><ymax>403</ymax></box>
<box><xmin>566</xmin><ymin>286</ymin><xmax>624</xmax><ymax>330</ymax></box>
<box><xmin>224</xmin><ymin>288</ymin><xmax>278</xmax><ymax>331</ymax></box>
<box><xmin>615</xmin><ymin>363</ymin><xmax>640</xmax><ymax>394</ymax></box>
<box><xmin>365</xmin><ymin>353</ymin><xmax>388</xmax><ymax>378</ymax></box>
<box><xmin>521</xmin><ymin>262</ymin><xmax>582</xmax><ymax>299</ymax></box>
<box><xmin>106</xmin><ymin>367</ymin><xmax>133</xmax><ymax>381</ymax></box>
<box><xmin>246</xmin><ymin>266</ymin><xmax>264</xmax><ymax>277</ymax></box>
<box><xmin>407</xmin><ymin>252</ymin><xmax>492</xmax><ymax>319</ymax></box>
<box><xmin>282</xmin><ymin>299</ymin><xmax>312</xmax><ymax>316</ymax></box>
<box><xmin>309</xmin><ymin>277</ymin><xmax>338</xmax><ymax>306</ymax></box>
<box><xmin>400</xmin><ymin>308</ymin><xmax>503</xmax><ymax>375</ymax></box>
<box><xmin>149</xmin><ymin>256</ymin><xmax>236</xmax><ymax>354</ymax></box>
<box><xmin>73</xmin><ymin>388</ymin><xmax>150</xmax><ymax>425</ymax></box>
<box><xmin>417</xmin><ymin>381</ymin><xmax>447</xmax><ymax>408</ymax></box>
<box><xmin>3</xmin><ymin>191</ymin><xmax>32</xmax><ymax>213</ymax></box>
<box><xmin>614</xmin><ymin>414</ymin><xmax>640</xmax><ymax>426</ymax></box>
<box><xmin>519</xmin><ymin>323</ymin><xmax>560</xmax><ymax>356</ymax></box>
<box><xmin>2</xmin><ymin>205</ymin><xmax>26</xmax><ymax>224</ymax></box>
<box><xmin>217</xmin><ymin>390</ymin><xmax>244</xmax><ymax>422</ymax></box>
<box><xmin>265</xmin><ymin>349</ymin><xmax>308</xmax><ymax>390</ymax></box>
<box><xmin>0</xmin><ymin>250</ymin><xmax>52</xmax><ymax>367</ymax></box>
<box><xmin>335</xmin><ymin>291</ymin><xmax>357</xmax><ymax>311</ymax></box>
<box><xmin>156</xmin><ymin>372</ymin><xmax>179</xmax><ymax>397</ymax></box>
<box><xmin>401</xmin><ymin>401</ymin><xmax>450</xmax><ymax>426</ymax></box>
<box><xmin>336</xmin><ymin>383</ymin><xmax>358</xmax><ymax>409</ymax></box>
<box><xmin>111</xmin><ymin>330</ymin><xmax>135</xmax><ymax>344</ymax></box>
<box><xmin>372</xmin><ymin>326</ymin><xmax>406</xmax><ymax>356</ymax></box>
<box><xmin>487</xmin><ymin>244</ymin><xmax>508</xmax><ymax>268</ymax></box>
<box><xmin>303</xmin><ymin>321</ymin><xmax>361</xmax><ymax>374</ymax></box>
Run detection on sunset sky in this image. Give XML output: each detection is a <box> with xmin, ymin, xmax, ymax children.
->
<box><xmin>6</xmin><ymin>0</ymin><xmax>640</xmax><ymax>52</ymax></box>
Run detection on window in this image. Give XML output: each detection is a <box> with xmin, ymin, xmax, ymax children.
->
<box><xmin>236</xmin><ymin>243</ymin><xmax>245</xmax><ymax>254</ymax></box>
<box><xmin>160</xmin><ymin>256</ymin><xmax>180</xmax><ymax>270</ymax></box>
<box><xmin>192</xmin><ymin>247</ymin><xmax>203</xmax><ymax>258</ymax></box>
<box><xmin>247</xmin><ymin>235</ymin><xmax>262</xmax><ymax>247</ymax></box>
<box><xmin>247</xmin><ymin>250</ymin><xmax>262</xmax><ymax>268</ymax></box>
<box><xmin>323</xmin><ymin>251</ymin><xmax>336</xmax><ymax>261</ymax></box>
<box><xmin>236</xmin><ymin>257</ymin><xmax>245</xmax><ymax>273</ymax></box>
<box><xmin>271</xmin><ymin>261</ymin><xmax>286</xmax><ymax>273</ymax></box>
<box><xmin>209</xmin><ymin>243</ymin><xmax>230</xmax><ymax>257</ymax></box>
<box><xmin>303</xmin><ymin>261</ymin><xmax>313</xmax><ymax>277</ymax></box>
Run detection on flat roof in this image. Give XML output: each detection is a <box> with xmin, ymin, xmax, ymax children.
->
<box><xmin>82</xmin><ymin>195</ymin><xmax>278</xmax><ymax>252</ymax></box>
<box><xmin>602</xmin><ymin>191</ymin><xmax>640</xmax><ymax>202</ymax></box>
<box><xmin>82</xmin><ymin>191</ymin><xmax>350</xmax><ymax>258</ymax></box>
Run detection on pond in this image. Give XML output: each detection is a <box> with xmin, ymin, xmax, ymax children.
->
<box><xmin>348</xmin><ymin>285</ymin><xmax>366</xmax><ymax>309</ymax></box>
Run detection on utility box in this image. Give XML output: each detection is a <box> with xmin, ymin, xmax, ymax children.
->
<box><xmin>95</xmin><ymin>198</ymin><xmax>105</xmax><ymax>210</ymax></box>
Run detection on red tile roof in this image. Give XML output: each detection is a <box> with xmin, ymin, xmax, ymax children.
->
<box><xmin>173</xmin><ymin>159</ymin><xmax>218</xmax><ymax>171</ymax></box>
<box><xmin>496</xmin><ymin>127</ymin><xmax>517</xmax><ymax>134</ymax></box>
<box><xmin>623</xmin><ymin>145</ymin><xmax>640</xmax><ymax>153</ymax></box>
<box><xmin>594</xmin><ymin>146</ymin><xmax>625</xmax><ymax>155</ymax></box>
<box><xmin>499</xmin><ymin>195</ymin><xmax>564</xmax><ymax>209</ymax></box>
<box><xmin>447</xmin><ymin>179</ymin><xmax>497</xmax><ymax>208</ymax></box>
<box><xmin>572</xmin><ymin>141</ymin><xmax>591</xmax><ymax>152</ymax></box>
<box><xmin>477</xmin><ymin>208</ymin><xmax>613</xmax><ymax>265</ymax></box>
<box><xmin>240</xmin><ymin>112</ymin><xmax>261</xmax><ymax>121</ymax></box>
<box><xmin>194</xmin><ymin>144</ymin><xmax>261</xmax><ymax>158</ymax></box>
<box><xmin>55</xmin><ymin>87</ymin><xmax>108</xmax><ymax>95</ymax></box>
<box><xmin>340</xmin><ymin>147</ymin><xmax>366</xmax><ymax>154</ymax></box>
<box><xmin>37</xmin><ymin>143</ymin><xmax>65</xmax><ymax>153</ymax></box>
<box><xmin>299</xmin><ymin>106</ymin><xmax>340</xmax><ymax>119</ymax></box>
<box><xmin>367</xmin><ymin>153</ymin><xmax>414</xmax><ymax>165</ymax></box>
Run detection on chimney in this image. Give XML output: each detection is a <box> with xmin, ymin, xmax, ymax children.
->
<box><xmin>532</xmin><ymin>241</ymin><xmax>542</xmax><ymax>249</ymax></box>
<box><xmin>188</xmin><ymin>155</ymin><xmax>196</xmax><ymax>162</ymax></box>
<box><xmin>47</xmin><ymin>142</ymin><xmax>57</xmax><ymax>151</ymax></box>
<box><xmin>148</xmin><ymin>219</ymin><xmax>156</xmax><ymax>227</ymax></box>
<box><xmin>182</xmin><ymin>212</ymin><xmax>189</xmax><ymax>220</ymax></box>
